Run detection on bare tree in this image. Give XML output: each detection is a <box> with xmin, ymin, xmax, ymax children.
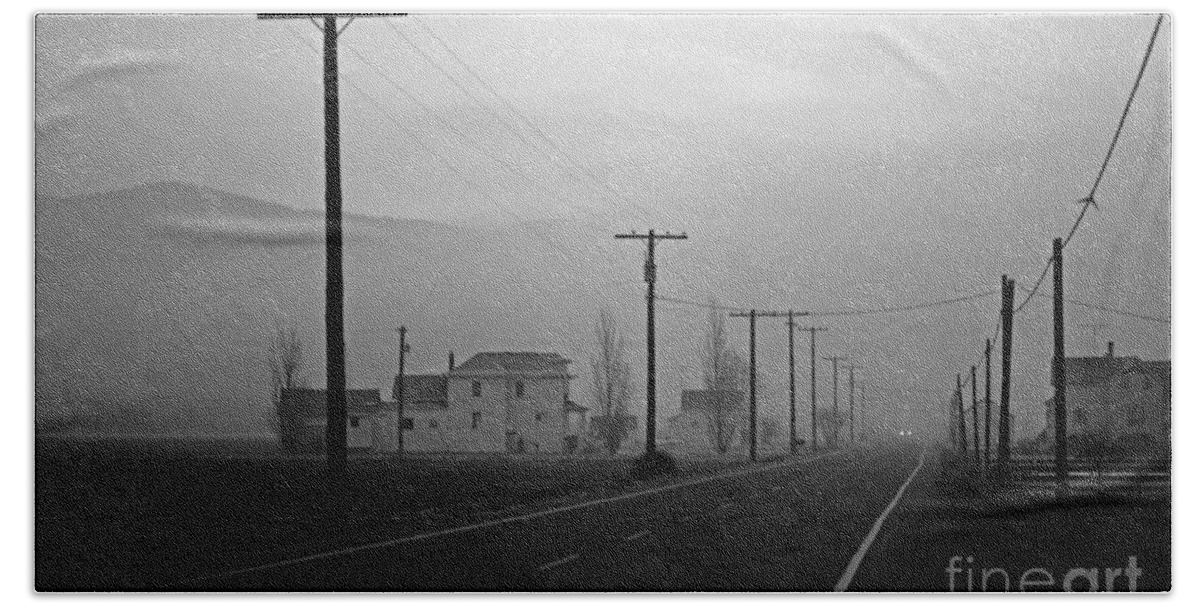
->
<box><xmin>268</xmin><ymin>323</ymin><xmax>305</xmax><ymax>405</ymax></box>
<box><xmin>591</xmin><ymin>310</ymin><xmax>634</xmax><ymax>454</ymax></box>
<box><xmin>700</xmin><ymin>302</ymin><xmax>749</xmax><ymax>454</ymax></box>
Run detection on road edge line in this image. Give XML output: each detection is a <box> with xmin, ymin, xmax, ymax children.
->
<box><xmin>178</xmin><ymin>449</ymin><xmax>846</xmax><ymax>586</ymax></box>
<box><xmin>833</xmin><ymin>447</ymin><xmax>927</xmax><ymax>592</ymax></box>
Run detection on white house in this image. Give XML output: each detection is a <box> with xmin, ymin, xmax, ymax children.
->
<box><xmin>378</xmin><ymin>352</ymin><xmax>586</xmax><ymax>454</ymax></box>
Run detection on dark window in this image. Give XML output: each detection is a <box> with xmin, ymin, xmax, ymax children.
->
<box><xmin>402</xmin><ymin>418</ymin><xmax>414</xmax><ymax>430</ymax></box>
<box><xmin>429</xmin><ymin>419</ymin><xmax>438</xmax><ymax>429</ymax></box>
<box><xmin>534</xmin><ymin>412</ymin><xmax>543</xmax><ymax>422</ymax></box>
<box><xmin>472</xmin><ymin>412</ymin><xmax>482</xmax><ymax>429</ymax></box>
<box><xmin>515</xmin><ymin>381</ymin><xmax>525</xmax><ymax>398</ymax></box>
<box><xmin>349</xmin><ymin>416</ymin><xmax>360</xmax><ymax>428</ymax></box>
<box><xmin>472</xmin><ymin>380</ymin><xmax>482</xmax><ymax>397</ymax></box>
<box><xmin>1144</xmin><ymin>377</ymin><xmax>1153</xmax><ymax>390</ymax></box>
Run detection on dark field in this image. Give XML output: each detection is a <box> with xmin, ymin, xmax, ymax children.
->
<box><xmin>34</xmin><ymin>436</ymin><xmax>751</xmax><ymax>590</ymax></box>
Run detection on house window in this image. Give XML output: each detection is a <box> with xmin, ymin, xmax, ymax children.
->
<box><xmin>515</xmin><ymin>381</ymin><xmax>525</xmax><ymax>398</ymax></box>
<box><xmin>402</xmin><ymin>418</ymin><xmax>414</xmax><ymax>430</ymax></box>
<box><xmin>349</xmin><ymin>416</ymin><xmax>360</xmax><ymax>428</ymax></box>
<box><xmin>472</xmin><ymin>412</ymin><xmax>482</xmax><ymax>429</ymax></box>
<box><xmin>1128</xmin><ymin>405</ymin><xmax>1145</xmax><ymax>426</ymax></box>
<box><xmin>1073</xmin><ymin>407</ymin><xmax>1087</xmax><ymax>424</ymax></box>
<box><xmin>472</xmin><ymin>380</ymin><xmax>482</xmax><ymax>397</ymax></box>
<box><xmin>429</xmin><ymin>419</ymin><xmax>438</xmax><ymax>429</ymax></box>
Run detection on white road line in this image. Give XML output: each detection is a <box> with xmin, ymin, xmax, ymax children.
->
<box><xmin>623</xmin><ymin>530</ymin><xmax>650</xmax><ymax>542</ymax></box>
<box><xmin>833</xmin><ymin>448</ymin><xmax>926</xmax><ymax>592</ymax></box>
<box><xmin>717</xmin><ymin>501</ymin><xmax>735</xmax><ymax>510</ymax></box>
<box><xmin>537</xmin><ymin>554</ymin><xmax>579</xmax><ymax>571</ymax></box>
<box><xmin>179</xmin><ymin>450</ymin><xmax>845</xmax><ymax>585</ymax></box>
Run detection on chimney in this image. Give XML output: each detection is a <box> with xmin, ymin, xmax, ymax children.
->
<box><xmin>1107</xmin><ymin>341</ymin><xmax>1115</xmax><ymax>358</ymax></box>
<box><xmin>448</xmin><ymin>351</ymin><xmax>455</xmax><ymax>372</ymax></box>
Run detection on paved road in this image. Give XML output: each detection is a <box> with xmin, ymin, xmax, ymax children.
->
<box><xmin>197</xmin><ymin>441</ymin><xmax>926</xmax><ymax>591</ymax></box>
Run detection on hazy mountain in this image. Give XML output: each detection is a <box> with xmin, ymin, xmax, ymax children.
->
<box><xmin>34</xmin><ymin>180</ymin><xmax>1166</xmax><ymax>441</ymax></box>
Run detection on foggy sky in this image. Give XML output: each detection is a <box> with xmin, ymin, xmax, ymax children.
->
<box><xmin>35</xmin><ymin>13</ymin><xmax>1171</xmax><ymax>439</ymax></box>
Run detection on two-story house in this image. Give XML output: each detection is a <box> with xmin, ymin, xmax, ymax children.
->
<box><xmin>377</xmin><ymin>351</ymin><xmax>584</xmax><ymax>454</ymax></box>
<box><xmin>1039</xmin><ymin>342</ymin><xmax>1170</xmax><ymax>453</ymax></box>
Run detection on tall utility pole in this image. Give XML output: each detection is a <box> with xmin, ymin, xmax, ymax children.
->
<box><xmin>732</xmin><ymin>310</ymin><xmax>812</xmax><ymax>457</ymax></box>
<box><xmin>749</xmin><ymin>311</ymin><xmax>757</xmax><ymax>462</ymax></box>
<box><xmin>824</xmin><ymin>356</ymin><xmax>845</xmax><ymax>448</ymax></box>
<box><xmin>788</xmin><ymin>312</ymin><xmax>796</xmax><ymax>454</ymax></box>
<box><xmin>1053</xmin><ymin>238</ymin><xmax>1067</xmax><ymax>485</ymax></box>
<box><xmin>983</xmin><ymin>339</ymin><xmax>993</xmax><ymax>469</ymax></box>
<box><xmin>956</xmin><ymin>374</ymin><xmax>967</xmax><ymax>454</ymax></box>
<box><xmin>998</xmin><ymin>276</ymin><xmax>1015</xmax><ymax>469</ymax></box>
<box><xmin>797</xmin><ymin>327</ymin><xmax>827</xmax><ymax>450</ymax></box>
<box><xmin>258</xmin><ymin>12</ymin><xmax>408</xmax><ymax>476</ymax></box>
<box><xmin>396</xmin><ymin>326</ymin><xmax>411</xmax><ymax>455</ymax></box>
<box><xmin>971</xmin><ymin>365</ymin><xmax>979</xmax><ymax>463</ymax></box>
<box><xmin>615</xmin><ymin>230</ymin><xmax>688</xmax><ymax>457</ymax></box>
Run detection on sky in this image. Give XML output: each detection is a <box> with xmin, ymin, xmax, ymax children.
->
<box><xmin>32</xmin><ymin>12</ymin><xmax>1172</xmax><ymax>439</ymax></box>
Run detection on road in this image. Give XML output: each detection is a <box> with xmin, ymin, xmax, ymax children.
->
<box><xmin>190</xmin><ymin>441</ymin><xmax>928</xmax><ymax>591</ymax></box>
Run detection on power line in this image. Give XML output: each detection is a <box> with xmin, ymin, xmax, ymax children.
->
<box><xmin>341</xmin><ymin>39</ymin><xmax>580</xmax><ymax>217</ymax></box>
<box><xmin>1012</xmin><ymin>15</ymin><xmax>1164</xmax><ymax>318</ymax></box>
<box><xmin>400</xmin><ymin>16</ymin><xmax>660</xmax><ymax>221</ymax></box>
<box><xmin>655</xmin><ymin>288</ymin><xmax>998</xmax><ymax>317</ymax></box>
<box><xmin>283</xmin><ymin>25</ymin><xmax>527</xmax><ymax>225</ymax></box>
<box><xmin>1064</xmin><ymin>14</ymin><xmax>1166</xmax><ymax>248</ymax></box>
<box><xmin>807</xmin><ymin>288</ymin><xmax>998</xmax><ymax>317</ymax></box>
<box><xmin>1014</xmin><ymin>285</ymin><xmax>1169</xmax><ymax>325</ymax></box>
<box><xmin>654</xmin><ymin>294</ymin><xmax>745</xmax><ymax>313</ymax></box>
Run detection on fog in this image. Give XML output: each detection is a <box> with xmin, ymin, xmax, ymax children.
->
<box><xmin>35</xmin><ymin>14</ymin><xmax>1170</xmax><ymax>442</ymax></box>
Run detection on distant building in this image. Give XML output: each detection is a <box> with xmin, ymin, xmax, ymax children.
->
<box><xmin>276</xmin><ymin>352</ymin><xmax>586</xmax><ymax>455</ymax></box>
<box><xmin>1038</xmin><ymin>342</ymin><xmax>1170</xmax><ymax>453</ymax></box>
<box><xmin>276</xmin><ymin>388</ymin><xmax>385</xmax><ymax>454</ymax></box>
<box><xmin>377</xmin><ymin>351</ymin><xmax>585</xmax><ymax>454</ymax></box>
<box><xmin>663</xmin><ymin>389</ymin><xmax>747</xmax><ymax>454</ymax></box>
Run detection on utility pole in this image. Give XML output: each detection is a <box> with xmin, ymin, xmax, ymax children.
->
<box><xmin>971</xmin><ymin>365</ymin><xmax>979</xmax><ymax>463</ymax></box>
<box><xmin>824</xmin><ymin>356</ymin><xmax>845</xmax><ymax>449</ymax></box>
<box><xmin>749</xmin><ymin>310</ymin><xmax>757</xmax><ymax>462</ymax></box>
<box><xmin>998</xmin><ymin>276</ymin><xmax>1015</xmax><ymax>469</ymax></box>
<box><xmin>1053</xmin><ymin>238</ymin><xmax>1067</xmax><ymax>486</ymax></box>
<box><xmin>956</xmin><ymin>374</ymin><xmax>967</xmax><ymax>454</ymax></box>
<box><xmin>258</xmin><ymin>12</ymin><xmax>407</xmax><ymax>477</ymax></box>
<box><xmin>615</xmin><ymin>230</ymin><xmax>688</xmax><ymax>457</ymax></box>
<box><xmin>859</xmin><ymin>380</ymin><xmax>867</xmax><ymax>442</ymax></box>
<box><xmin>797</xmin><ymin>327</ymin><xmax>827</xmax><ymax>450</ymax></box>
<box><xmin>732</xmin><ymin>310</ymin><xmax>812</xmax><ymax>457</ymax></box>
<box><xmin>846</xmin><ymin>364</ymin><xmax>862</xmax><ymax>445</ymax></box>
<box><xmin>396</xmin><ymin>326</ymin><xmax>410</xmax><ymax>455</ymax></box>
<box><xmin>983</xmin><ymin>339</ymin><xmax>993</xmax><ymax>469</ymax></box>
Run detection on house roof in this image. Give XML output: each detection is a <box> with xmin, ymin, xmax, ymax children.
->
<box><xmin>681</xmin><ymin>389</ymin><xmax>745</xmax><ymax>413</ymax></box>
<box><xmin>1063</xmin><ymin>356</ymin><xmax>1171</xmax><ymax>386</ymax></box>
<box><xmin>451</xmin><ymin>352</ymin><xmax>571</xmax><ymax>376</ymax></box>
<box><xmin>278</xmin><ymin>388</ymin><xmax>382</xmax><ymax>418</ymax></box>
<box><xmin>392</xmin><ymin>374</ymin><xmax>448</xmax><ymax>408</ymax></box>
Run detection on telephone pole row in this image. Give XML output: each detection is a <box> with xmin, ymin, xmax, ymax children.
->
<box><xmin>730</xmin><ymin>309</ymin><xmax>812</xmax><ymax>459</ymax></box>
<box><xmin>796</xmin><ymin>327</ymin><xmax>828</xmax><ymax>450</ymax></box>
<box><xmin>823</xmin><ymin>355</ymin><xmax>846</xmax><ymax>449</ymax></box>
